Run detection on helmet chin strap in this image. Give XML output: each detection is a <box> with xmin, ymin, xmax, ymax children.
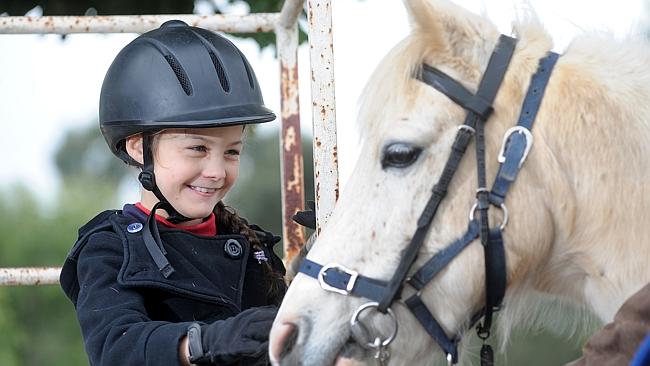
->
<box><xmin>137</xmin><ymin>132</ymin><xmax>192</xmax><ymax>278</ymax></box>
<box><xmin>138</xmin><ymin>132</ymin><xmax>192</xmax><ymax>224</ymax></box>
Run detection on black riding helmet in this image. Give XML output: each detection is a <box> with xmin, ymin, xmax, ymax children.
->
<box><xmin>100</xmin><ymin>19</ymin><xmax>275</xmax><ymax>165</ymax></box>
<box><xmin>98</xmin><ymin>20</ymin><xmax>276</xmax><ymax>278</ymax></box>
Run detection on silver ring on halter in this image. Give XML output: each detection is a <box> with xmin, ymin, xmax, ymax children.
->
<box><xmin>468</xmin><ymin>201</ymin><xmax>508</xmax><ymax>230</ymax></box>
<box><xmin>349</xmin><ymin>302</ymin><xmax>398</xmax><ymax>349</ymax></box>
<box><xmin>497</xmin><ymin>126</ymin><xmax>534</xmax><ymax>168</ymax></box>
<box><xmin>317</xmin><ymin>263</ymin><xmax>359</xmax><ymax>296</ymax></box>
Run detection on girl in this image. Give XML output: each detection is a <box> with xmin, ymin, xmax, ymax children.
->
<box><xmin>60</xmin><ymin>20</ymin><xmax>286</xmax><ymax>366</ymax></box>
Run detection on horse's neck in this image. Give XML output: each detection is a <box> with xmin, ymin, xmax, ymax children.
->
<box><xmin>531</xmin><ymin>37</ymin><xmax>650</xmax><ymax>322</ymax></box>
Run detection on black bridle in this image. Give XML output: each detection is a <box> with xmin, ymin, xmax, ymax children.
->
<box><xmin>299</xmin><ymin>35</ymin><xmax>559</xmax><ymax>365</ymax></box>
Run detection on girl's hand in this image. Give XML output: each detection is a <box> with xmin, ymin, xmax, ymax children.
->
<box><xmin>187</xmin><ymin>305</ymin><xmax>278</xmax><ymax>365</ymax></box>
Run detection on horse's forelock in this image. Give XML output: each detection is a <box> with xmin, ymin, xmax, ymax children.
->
<box><xmin>356</xmin><ymin>37</ymin><xmax>426</xmax><ymax>143</ymax></box>
<box><xmin>356</xmin><ymin>3</ymin><xmax>553</xmax><ymax>145</ymax></box>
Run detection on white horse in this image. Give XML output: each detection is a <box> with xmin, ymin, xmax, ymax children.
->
<box><xmin>270</xmin><ymin>0</ymin><xmax>650</xmax><ymax>364</ymax></box>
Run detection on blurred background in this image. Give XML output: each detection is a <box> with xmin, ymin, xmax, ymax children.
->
<box><xmin>0</xmin><ymin>0</ymin><xmax>648</xmax><ymax>365</ymax></box>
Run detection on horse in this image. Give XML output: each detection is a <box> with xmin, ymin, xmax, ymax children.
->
<box><xmin>269</xmin><ymin>0</ymin><xmax>650</xmax><ymax>364</ymax></box>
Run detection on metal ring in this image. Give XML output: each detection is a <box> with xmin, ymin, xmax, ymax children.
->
<box><xmin>349</xmin><ymin>302</ymin><xmax>398</xmax><ymax>349</ymax></box>
<box><xmin>468</xmin><ymin>201</ymin><xmax>509</xmax><ymax>230</ymax></box>
<box><xmin>475</xmin><ymin>187</ymin><xmax>489</xmax><ymax>196</ymax></box>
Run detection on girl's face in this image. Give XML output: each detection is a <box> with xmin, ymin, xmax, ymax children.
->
<box><xmin>127</xmin><ymin>125</ymin><xmax>244</xmax><ymax>225</ymax></box>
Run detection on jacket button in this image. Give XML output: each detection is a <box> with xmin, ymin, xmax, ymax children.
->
<box><xmin>224</xmin><ymin>239</ymin><xmax>243</xmax><ymax>259</ymax></box>
<box><xmin>127</xmin><ymin>222</ymin><xmax>143</xmax><ymax>233</ymax></box>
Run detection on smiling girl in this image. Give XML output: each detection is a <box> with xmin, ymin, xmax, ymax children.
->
<box><xmin>60</xmin><ymin>20</ymin><xmax>286</xmax><ymax>366</ymax></box>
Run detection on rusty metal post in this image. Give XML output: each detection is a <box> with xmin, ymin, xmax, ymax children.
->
<box><xmin>0</xmin><ymin>267</ymin><xmax>61</xmax><ymax>286</ymax></box>
<box><xmin>277</xmin><ymin>0</ymin><xmax>307</xmax><ymax>263</ymax></box>
<box><xmin>307</xmin><ymin>0</ymin><xmax>339</xmax><ymax>234</ymax></box>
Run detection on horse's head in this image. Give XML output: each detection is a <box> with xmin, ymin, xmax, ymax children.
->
<box><xmin>271</xmin><ymin>0</ymin><xmax>564</xmax><ymax>364</ymax></box>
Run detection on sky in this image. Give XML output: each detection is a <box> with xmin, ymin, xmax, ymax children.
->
<box><xmin>0</xmin><ymin>0</ymin><xmax>647</xmax><ymax>204</ymax></box>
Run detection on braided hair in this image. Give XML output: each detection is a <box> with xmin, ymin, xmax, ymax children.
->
<box><xmin>214</xmin><ymin>201</ymin><xmax>285</xmax><ymax>304</ymax></box>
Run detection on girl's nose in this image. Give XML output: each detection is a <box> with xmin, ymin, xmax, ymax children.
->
<box><xmin>203</xmin><ymin>158</ymin><xmax>227</xmax><ymax>180</ymax></box>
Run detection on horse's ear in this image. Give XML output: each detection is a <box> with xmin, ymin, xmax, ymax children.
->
<box><xmin>403</xmin><ymin>0</ymin><xmax>498</xmax><ymax>56</ymax></box>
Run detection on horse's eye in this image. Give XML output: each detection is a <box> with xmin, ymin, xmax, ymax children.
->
<box><xmin>381</xmin><ymin>143</ymin><xmax>422</xmax><ymax>169</ymax></box>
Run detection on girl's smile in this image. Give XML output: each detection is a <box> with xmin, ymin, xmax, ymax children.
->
<box><xmin>188</xmin><ymin>185</ymin><xmax>219</xmax><ymax>195</ymax></box>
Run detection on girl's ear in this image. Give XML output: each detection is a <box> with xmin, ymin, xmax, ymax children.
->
<box><xmin>125</xmin><ymin>134</ymin><xmax>144</xmax><ymax>166</ymax></box>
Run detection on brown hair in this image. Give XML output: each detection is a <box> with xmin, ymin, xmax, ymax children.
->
<box><xmin>214</xmin><ymin>201</ymin><xmax>285</xmax><ymax>303</ymax></box>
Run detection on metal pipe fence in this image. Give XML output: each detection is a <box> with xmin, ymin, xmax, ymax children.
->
<box><xmin>0</xmin><ymin>0</ymin><xmax>339</xmax><ymax>285</ymax></box>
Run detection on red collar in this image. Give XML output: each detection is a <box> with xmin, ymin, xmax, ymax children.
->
<box><xmin>135</xmin><ymin>202</ymin><xmax>217</xmax><ymax>236</ymax></box>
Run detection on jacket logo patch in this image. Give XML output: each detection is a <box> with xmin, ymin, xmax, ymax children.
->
<box><xmin>126</xmin><ymin>222</ymin><xmax>143</xmax><ymax>233</ymax></box>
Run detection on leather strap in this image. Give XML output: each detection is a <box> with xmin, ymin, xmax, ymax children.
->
<box><xmin>490</xmin><ymin>52</ymin><xmax>560</xmax><ymax>205</ymax></box>
<box><xmin>419</xmin><ymin>65</ymin><xmax>492</xmax><ymax>119</ymax></box>
<box><xmin>407</xmin><ymin>220</ymin><xmax>480</xmax><ymax>290</ymax></box>
<box><xmin>142</xmin><ymin>201</ymin><xmax>175</xmax><ymax>278</ymax></box>
<box><xmin>472</xmin><ymin>37</ymin><xmax>518</xmax><ymax>334</ymax></box>
<box><xmin>299</xmin><ymin>259</ymin><xmax>388</xmax><ymax>302</ymax></box>
<box><xmin>405</xmin><ymin>295</ymin><xmax>459</xmax><ymax>362</ymax></box>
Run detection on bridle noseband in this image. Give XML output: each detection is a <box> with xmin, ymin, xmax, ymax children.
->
<box><xmin>299</xmin><ymin>35</ymin><xmax>559</xmax><ymax>365</ymax></box>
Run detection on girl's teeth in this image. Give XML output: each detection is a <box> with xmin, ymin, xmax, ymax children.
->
<box><xmin>191</xmin><ymin>186</ymin><xmax>215</xmax><ymax>193</ymax></box>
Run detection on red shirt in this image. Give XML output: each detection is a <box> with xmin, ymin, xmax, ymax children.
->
<box><xmin>134</xmin><ymin>202</ymin><xmax>217</xmax><ymax>236</ymax></box>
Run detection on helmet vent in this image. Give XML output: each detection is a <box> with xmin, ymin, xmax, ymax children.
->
<box><xmin>209</xmin><ymin>51</ymin><xmax>231</xmax><ymax>93</ymax></box>
<box><xmin>239</xmin><ymin>52</ymin><xmax>255</xmax><ymax>89</ymax></box>
<box><xmin>164</xmin><ymin>54</ymin><xmax>193</xmax><ymax>96</ymax></box>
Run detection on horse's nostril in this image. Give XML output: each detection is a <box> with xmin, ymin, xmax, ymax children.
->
<box><xmin>269</xmin><ymin>321</ymin><xmax>298</xmax><ymax>365</ymax></box>
<box><xmin>281</xmin><ymin>323</ymin><xmax>299</xmax><ymax>358</ymax></box>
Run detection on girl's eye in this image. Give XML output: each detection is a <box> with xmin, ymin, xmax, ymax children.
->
<box><xmin>189</xmin><ymin>145</ymin><xmax>208</xmax><ymax>153</ymax></box>
<box><xmin>381</xmin><ymin>142</ymin><xmax>422</xmax><ymax>169</ymax></box>
<box><xmin>225</xmin><ymin>149</ymin><xmax>241</xmax><ymax>156</ymax></box>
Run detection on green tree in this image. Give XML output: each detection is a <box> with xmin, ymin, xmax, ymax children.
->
<box><xmin>0</xmin><ymin>182</ymin><xmax>115</xmax><ymax>365</ymax></box>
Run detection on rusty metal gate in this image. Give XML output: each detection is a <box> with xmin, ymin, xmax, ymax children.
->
<box><xmin>0</xmin><ymin>0</ymin><xmax>339</xmax><ymax>286</ymax></box>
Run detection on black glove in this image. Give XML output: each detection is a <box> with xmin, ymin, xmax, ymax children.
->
<box><xmin>187</xmin><ymin>305</ymin><xmax>278</xmax><ymax>365</ymax></box>
<box><xmin>292</xmin><ymin>201</ymin><xmax>316</xmax><ymax>230</ymax></box>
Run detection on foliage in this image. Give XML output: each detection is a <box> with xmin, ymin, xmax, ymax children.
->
<box><xmin>0</xmin><ymin>183</ymin><xmax>111</xmax><ymax>365</ymax></box>
<box><xmin>0</xmin><ymin>0</ymin><xmax>308</xmax><ymax>50</ymax></box>
<box><xmin>54</xmin><ymin>125</ymin><xmax>126</xmax><ymax>186</ymax></box>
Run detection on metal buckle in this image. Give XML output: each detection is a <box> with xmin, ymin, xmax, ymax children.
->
<box><xmin>497</xmin><ymin>126</ymin><xmax>533</xmax><ymax>168</ymax></box>
<box><xmin>469</xmin><ymin>201</ymin><xmax>509</xmax><ymax>230</ymax></box>
<box><xmin>457</xmin><ymin>124</ymin><xmax>476</xmax><ymax>134</ymax></box>
<box><xmin>317</xmin><ymin>263</ymin><xmax>359</xmax><ymax>296</ymax></box>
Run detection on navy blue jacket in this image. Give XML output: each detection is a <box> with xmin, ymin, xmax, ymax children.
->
<box><xmin>60</xmin><ymin>207</ymin><xmax>286</xmax><ymax>366</ymax></box>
